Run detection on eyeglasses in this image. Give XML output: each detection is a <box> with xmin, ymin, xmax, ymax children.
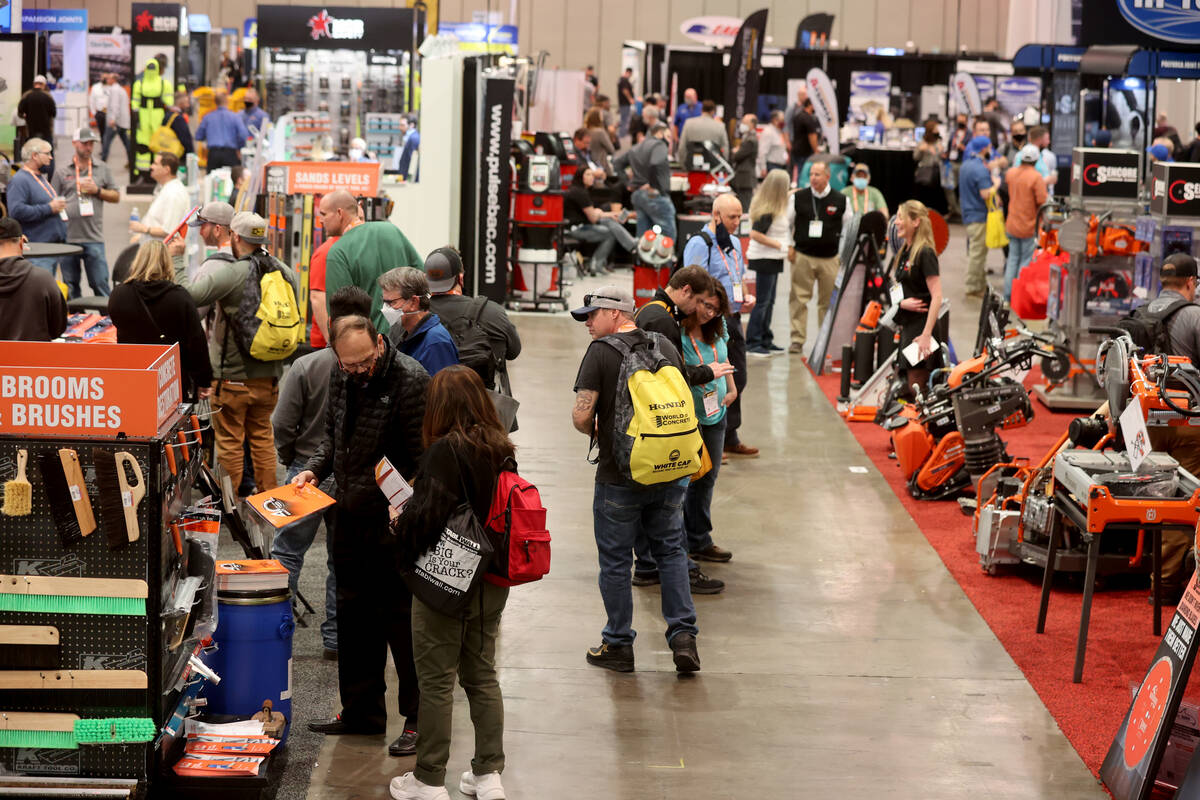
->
<box><xmin>337</xmin><ymin>353</ymin><xmax>377</xmax><ymax>374</ymax></box>
<box><xmin>699</xmin><ymin>300</ymin><xmax>720</xmax><ymax>313</ymax></box>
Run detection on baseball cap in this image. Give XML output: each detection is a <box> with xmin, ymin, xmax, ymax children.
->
<box><xmin>33</xmin><ymin>75</ymin><xmax>46</xmax><ymax>86</ymax></box>
<box><xmin>72</xmin><ymin>127</ymin><xmax>98</xmax><ymax>143</ymax></box>
<box><xmin>189</xmin><ymin>201</ymin><xmax>235</xmax><ymax>228</ymax></box>
<box><xmin>230</xmin><ymin>212</ymin><xmax>268</xmax><ymax>245</ymax></box>
<box><xmin>571</xmin><ymin>285</ymin><xmax>635</xmax><ymax>321</ymax></box>
<box><xmin>0</xmin><ymin>218</ymin><xmax>22</xmax><ymax>240</ymax></box>
<box><xmin>852</xmin><ymin>162</ymin><xmax>870</xmax><ymax>176</ymax></box>
<box><xmin>966</xmin><ymin>135</ymin><xmax>991</xmax><ymax>156</ymax></box>
<box><xmin>1161</xmin><ymin>252</ymin><xmax>1198</xmax><ymax>279</ymax></box>
<box><xmin>1019</xmin><ymin>143</ymin><xmax>1041</xmax><ymax>164</ymax></box>
<box><xmin>424</xmin><ymin>247</ymin><xmax>463</xmax><ymax>293</ymax></box>
<box><xmin>1092</xmin><ymin>129</ymin><xmax>1112</xmax><ymax>146</ymax></box>
<box><xmin>1148</xmin><ymin>143</ymin><xmax>1173</xmax><ymax>162</ymax></box>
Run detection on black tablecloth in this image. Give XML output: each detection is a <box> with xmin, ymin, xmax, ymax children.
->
<box><xmin>842</xmin><ymin>145</ymin><xmax>948</xmax><ymax>218</ymax></box>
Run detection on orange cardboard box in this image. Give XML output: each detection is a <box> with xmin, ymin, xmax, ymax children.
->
<box><xmin>0</xmin><ymin>341</ymin><xmax>182</xmax><ymax>438</ymax></box>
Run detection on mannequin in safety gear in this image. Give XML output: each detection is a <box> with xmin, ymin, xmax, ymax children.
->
<box><xmin>131</xmin><ymin>57</ymin><xmax>174</xmax><ymax>181</ymax></box>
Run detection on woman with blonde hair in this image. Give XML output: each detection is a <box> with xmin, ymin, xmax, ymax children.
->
<box><xmin>892</xmin><ymin>199</ymin><xmax>946</xmax><ymax>395</ymax></box>
<box><xmin>584</xmin><ymin>107</ymin><xmax>614</xmax><ymax>166</ymax></box>
<box><xmin>107</xmin><ymin>239</ymin><xmax>212</xmax><ymax>400</ymax></box>
<box><xmin>744</xmin><ymin>168</ymin><xmax>793</xmax><ymax>355</ymax></box>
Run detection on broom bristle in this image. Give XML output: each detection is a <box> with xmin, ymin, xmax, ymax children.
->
<box><xmin>91</xmin><ymin>449</ymin><xmax>128</xmax><ymax>549</ymax></box>
<box><xmin>0</xmin><ymin>729</ymin><xmax>77</xmax><ymax>750</ymax></box>
<box><xmin>1</xmin><ymin>481</ymin><xmax>31</xmax><ymax>517</ymax></box>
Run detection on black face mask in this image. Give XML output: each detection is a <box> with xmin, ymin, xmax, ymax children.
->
<box><xmin>1012</xmin><ymin>134</ymin><xmax>1027</xmax><ymax>144</ymax></box>
<box><xmin>957</xmin><ymin>122</ymin><xmax>967</xmax><ymax>130</ymax></box>
<box><xmin>244</xmin><ymin>101</ymin><xmax>255</xmax><ymax>109</ymax></box>
<box><xmin>714</xmin><ymin>222</ymin><xmax>733</xmax><ymax>251</ymax></box>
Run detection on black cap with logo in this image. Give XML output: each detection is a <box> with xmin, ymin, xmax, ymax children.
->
<box><xmin>1161</xmin><ymin>252</ymin><xmax>1199</xmax><ymax>279</ymax></box>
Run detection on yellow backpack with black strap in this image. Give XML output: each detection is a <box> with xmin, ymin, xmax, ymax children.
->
<box><xmin>150</xmin><ymin>112</ymin><xmax>184</xmax><ymax>158</ymax></box>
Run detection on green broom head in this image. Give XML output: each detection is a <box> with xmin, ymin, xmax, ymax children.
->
<box><xmin>0</xmin><ymin>594</ymin><xmax>145</xmax><ymax>616</ymax></box>
<box><xmin>0</xmin><ymin>729</ymin><xmax>77</xmax><ymax>750</ymax></box>
<box><xmin>74</xmin><ymin>717</ymin><xmax>156</xmax><ymax>744</ymax></box>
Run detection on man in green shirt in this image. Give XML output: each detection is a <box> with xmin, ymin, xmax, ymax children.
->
<box><xmin>175</xmin><ymin>211</ymin><xmax>298</xmax><ymax>493</ymax></box>
<box><xmin>840</xmin><ymin>162</ymin><xmax>888</xmax><ymax>219</ymax></box>
<box><xmin>322</xmin><ymin>190</ymin><xmax>422</xmax><ymax>334</ymax></box>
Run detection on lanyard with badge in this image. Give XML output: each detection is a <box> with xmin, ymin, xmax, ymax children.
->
<box><xmin>75</xmin><ymin>161</ymin><xmax>95</xmax><ymax>217</ymax></box>
<box><xmin>889</xmin><ymin>245</ymin><xmax>913</xmax><ymax>306</ymax></box>
<box><xmin>808</xmin><ymin>190</ymin><xmax>824</xmax><ymax>239</ymax></box>
<box><xmin>712</xmin><ymin>239</ymin><xmax>744</xmax><ymax>305</ymax></box>
<box><xmin>689</xmin><ymin>332</ymin><xmax>722</xmax><ymax>417</ymax></box>
<box><xmin>26</xmin><ymin>167</ymin><xmax>67</xmax><ymax>222</ymax></box>
<box><xmin>849</xmin><ymin>188</ymin><xmax>872</xmax><ymax>215</ymax></box>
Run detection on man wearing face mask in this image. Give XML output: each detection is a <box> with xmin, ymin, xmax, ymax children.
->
<box><xmin>381</xmin><ymin>267</ymin><xmax>459</xmax><ymax>376</ymax></box>
<box><xmin>295</xmin><ymin>286</ymin><xmax>430</xmax><ymax>757</ymax></box>
<box><xmin>790</xmin><ymin>160</ymin><xmax>846</xmax><ymax>356</ymax></box>
<box><xmin>239</xmin><ymin>88</ymin><xmax>270</xmax><ymax>136</ymax></box>
<box><xmin>730</xmin><ymin>114</ymin><xmax>759</xmax><ymax>211</ymax></box>
<box><xmin>840</xmin><ymin>163</ymin><xmax>888</xmax><ymax>219</ymax></box>
<box><xmin>174</xmin><ymin>211</ymin><xmax>298</xmax><ymax>492</ymax></box>
<box><xmin>683</xmin><ymin>193</ymin><xmax>759</xmax><ymax>459</ymax></box>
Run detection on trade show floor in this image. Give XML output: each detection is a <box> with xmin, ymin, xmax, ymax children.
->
<box><xmin>298</xmin><ymin>312</ymin><xmax>1102</xmax><ymax>798</ymax></box>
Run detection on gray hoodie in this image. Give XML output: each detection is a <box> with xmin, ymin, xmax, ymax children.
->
<box><xmin>0</xmin><ymin>255</ymin><xmax>68</xmax><ymax>341</ymax></box>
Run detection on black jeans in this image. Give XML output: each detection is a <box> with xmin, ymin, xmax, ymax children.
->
<box><xmin>207</xmin><ymin>146</ymin><xmax>242</xmax><ymax>169</ymax></box>
<box><xmin>332</xmin><ymin>505</ymin><xmax>419</xmax><ymax>731</ymax></box>
<box><xmin>724</xmin><ymin>313</ymin><xmax>748</xmax><ymax>447</ymax></box>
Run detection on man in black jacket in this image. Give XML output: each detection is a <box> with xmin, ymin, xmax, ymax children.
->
<box><xmin>295</xmin><ymin>287</ymin><xmax>430</xmax><ymax>758</ymax></box>
<box><xmin>730</xmin><ymin>114</ymin><xmax>759</xmax><ymax>210</ymax></box>
<box><xmin>790</xmin><ymin>160</ymin><xmax>847</xmax><ymax>355</ymax></box>
<box><xmin>0</xmin><ymin>218</ymin><xmax>67</xmax><ymax>341</ymax></box>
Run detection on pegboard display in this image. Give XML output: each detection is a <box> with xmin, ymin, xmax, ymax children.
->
<box><xmin>0</xmin><ymin>406</ymin><xmax>211</xmax><ymax>781</ymax></box>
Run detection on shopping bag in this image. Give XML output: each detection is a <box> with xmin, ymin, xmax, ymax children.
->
<box><xmin>403</xmin><ymin>502</ymin><xmax>494</xmax><ymax>617</ymax></box>
<box><xmin>985</xmin><ymin>192</ymin><xmax>1009</xmax><ymax>249</ymax></box>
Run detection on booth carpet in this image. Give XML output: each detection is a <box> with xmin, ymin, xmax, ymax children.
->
<box><xmin>809</xmin><ymin>366</ymin><xmax>1177</xmax><ymax>774</ymax></box>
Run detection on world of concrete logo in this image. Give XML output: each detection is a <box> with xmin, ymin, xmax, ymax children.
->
<box><xmin>1117</xmin><ymin>1</ymin><xmax>1200</xmax><ymax>44</ymax></box>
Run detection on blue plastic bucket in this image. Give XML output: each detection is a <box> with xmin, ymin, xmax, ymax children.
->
<box><xmin>207</xmin><ymin>590</ymin><xmax>294</xmax><ymax>742</ymax></box>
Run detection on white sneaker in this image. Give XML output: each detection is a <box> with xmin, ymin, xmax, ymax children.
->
<box><xmin>389</xmin><ymin>772</ymin><xmax>450</xmax><ymax>800</ymax></box>
<box><xmin>460</xmin><ymin>770</ymin><xmax>506</xmax><ymax>799</ymax></box>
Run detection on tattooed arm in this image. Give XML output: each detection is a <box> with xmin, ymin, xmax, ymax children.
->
<box><xmin>572</xmin><ymin>390</ymin><xmax>598</xmax><ymax>434</ymax></box>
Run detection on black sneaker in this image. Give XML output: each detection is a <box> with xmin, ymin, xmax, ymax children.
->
<box><xmin>586</xmin><ymin>642</ymin><xmax>634</xmax><ymax>672</ymax></box>
<box><xmin>388</xmin><ymin>727</ymin><xmax>418</xmax><ymax>756</ymax></box>
<box><xmin>632</xmin><ymin>571</ymin><xmax>660</xmax><ymax>586</ymax></box>
<box><xmin>669</xmin><ymin>633</ymin><xmax>701</xmax><ymax>673</ymax></box>
<box><xmin>689</xmin><ymin>568</ymin><xmax>725</xmax><ymax>594</ymax></box>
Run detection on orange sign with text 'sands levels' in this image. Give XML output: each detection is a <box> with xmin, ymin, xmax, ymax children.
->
<box><xmin>0</xmin><ymin>342</ymin><xmax>182</xmax><ymax>439</ymax></box>
<box><xmin>267</xmin><ymin>161</ymin><xmax>382</xmax><ymax>196</ymax></box>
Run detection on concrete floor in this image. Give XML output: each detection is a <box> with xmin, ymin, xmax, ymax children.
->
<box><xmin>64</xmin><ymin>143</ymin><xmax>1103</xmax><ymax>797</ymax></box>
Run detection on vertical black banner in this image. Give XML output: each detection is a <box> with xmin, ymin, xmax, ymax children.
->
<box><xmin>1101</xmin><ymin>571</ymin><xmax>1200</xmax><ymax>800</ymax></box>
<box><xmin>724</xmin><ymin>9</ymin><xmax>768</xmax><ymax>130</ymax></box>
<box><xmin>475</xmin><ymin>75</ymin><xmax>514</xmax><ymax>304</ymax></box>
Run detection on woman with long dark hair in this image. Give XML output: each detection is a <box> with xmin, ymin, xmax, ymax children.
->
<box><xmin>681</xmin><ymin>285</ymin><xmax>737</xmax><ymax>561</ymax></box>
<box><xmin>388</xmin><ymin>365</ymin><xmax>515</xmax><ymax>800</ymax></box>
<box><xmin>892</xmin><ymin>199</ymin><xmax>946</xmax><ymax>395</ymax></box>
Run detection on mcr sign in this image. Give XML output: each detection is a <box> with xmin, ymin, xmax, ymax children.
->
<box><xmin>1151</xmin><ymin>161</ymin><xmax>1200</xmax><ymax>218</ymax></box>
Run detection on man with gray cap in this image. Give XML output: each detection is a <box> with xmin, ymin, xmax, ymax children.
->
<box><xmin>571</xmin><ymin>284</ymin><xmax>701</xmax><ymax>674</ymax></box>
<box><xmin>426</xmin><ymin>246</ymin><xmax>521</xmax><ymax>391</ymax></box>
<box><xmin>175</xmin><ymin>210</ymin><xmax>298</xmax><ymax>493</ymax></box>
<box><xmin>1003</xmin><ymin>143</ymin><xmax>1048</xmax><ymax>298</ymax></box>
<box><xmin>51</xmin><ymin>127</ymin><xmax>120</xmax><ymax>298</ymax></box>
<box><xmin>168</xmin><ymin>200</ymin><xmax>235</xmax><ymax>301</ymax></box>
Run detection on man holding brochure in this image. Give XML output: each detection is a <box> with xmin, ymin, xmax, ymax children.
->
<box><xmin>293</xmin><ymin>286</ymin><xmax>431</xmax><ymax>759</ymax></box>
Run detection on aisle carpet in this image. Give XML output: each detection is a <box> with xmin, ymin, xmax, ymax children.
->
<box><xmin>810</xmin><ymin>368</ymin><xmax>1176</xmax><ymax>775</ymax></box>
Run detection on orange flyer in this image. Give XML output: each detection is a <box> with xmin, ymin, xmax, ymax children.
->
<box><xmin>214</xmin><ymin>560</ymin><xmax>289</xmax><ymax>577</ymax></box>
<box><xmin>245</xmin><ymin>483</ymin><xmax>335</xmax><ymax>528</ymax></box>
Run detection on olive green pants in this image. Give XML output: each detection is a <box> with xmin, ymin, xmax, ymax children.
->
<box><xmin>411</xmin><ymin>581</ymin><xmax>509</xmax><ymax>786</ymax></box>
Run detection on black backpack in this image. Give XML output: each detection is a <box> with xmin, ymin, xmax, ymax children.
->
<box><xmin>442</xmin><ymin>296</ymin><xmax>500</xmax><ymax>386</ymax></box>
<box><xmin>1116</xmin><ymin>297</ymin><xmax>1193</xmax><ymax>355</ymax></box>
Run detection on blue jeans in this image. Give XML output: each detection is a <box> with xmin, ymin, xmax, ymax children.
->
<box><xmin>632</xmin><ymin>188</ymin><xmax>677</xmax><ymax>241</ymax></box>
<box><xmin>570</xmin><ymin>219</ymin><xmax>635</xmax><ymax>269</ymax></box>
<box><xmin>593</xmin><ymin>481</ymin><xmax>698</xmax><ymax>646</ymax></box>
<box><xmin>101</xmin><ymin>125</ymin><xmax>131</xmax><ymax>162</ymax></box>
<box><xmin>618</xmin><ymin>105</ymin><xmax>632</xmax><ymax>138</ymax></box>
<box><xmin>684</xmin><ymin>417</ymin><xmax>727</xmax><ymax>552</ymax></box>
<box><xmin>28</xmin><ymin>256</ymin><xmax>60</xmax><ymax>275</ymax></box>
<box><xmin>59</xmin><ymin>241</ymin><xmax>111</xmax><ymax>299</ymax></box>
<box><xmin>273</xmin><ymin>461</ymin><xmax>338</xmax><ymax>651</ymax></box>
<box><xmin>1004</xmin><ymin>236</ymin><xmax>1036</xmax><ymax>298</ymax></box>
<box><xmin>745</xmin><ymin>269</ymin><xmax>781</xmax><ymax>349</ymax></box>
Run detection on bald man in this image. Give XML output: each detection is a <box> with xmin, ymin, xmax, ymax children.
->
<box><xmin>682</xmin><ymin>192</ymin><xmax>759</xmax><ymax>458</ymax></box>
<box><xmin>673</xmin><ymin>87</ymin><xmax>702</xmax><ymax>139</ymax></box>
<box><xmin>323</xmin><ymin>191</ymin><xmax>422</xmax><ymax>334</ymax></box>
<box><xmin>241</xmin><ymin>87</ymin><xmax>270</xmax><ymax>135</ymax></box>
<box><xmin>309</xmin><ymin>190</ymin><xmax>362</xmax><ymax>347</ymax></box>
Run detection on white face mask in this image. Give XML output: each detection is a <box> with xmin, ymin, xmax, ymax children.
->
<box><xmin>381</xmin><ymin>305</ymin><xmax>404</xmax><ymax>326</ymax></box>
<box><xmin>348</xmin><ymin>148</ymin><xmax>364</xmax><ymax>161</ymax></box>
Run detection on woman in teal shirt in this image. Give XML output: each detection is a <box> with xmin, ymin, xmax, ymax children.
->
<box><xmin>682</xmin><ymin>286</ymin><xmax>737</xmax><ymax>556</ymax></box>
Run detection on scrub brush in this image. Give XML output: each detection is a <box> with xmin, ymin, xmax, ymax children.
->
<box><xmin>2</xmin><ymin>450</ymin><xmax>31</xmax><ymax>516</ymax></box>
<box><xmin>74</xmin><ymin>717</ymin><xmax>155</xmax><ymax>745</ymax></box>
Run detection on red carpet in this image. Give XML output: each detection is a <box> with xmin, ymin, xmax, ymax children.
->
<box><xmin>811</xmin><ymin>368</ymin><xmax>1176</xmax><ymax>776</ymax></box>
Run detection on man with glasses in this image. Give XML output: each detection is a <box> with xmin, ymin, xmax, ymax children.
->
<box><xmin>294</xmin><ymin>286</ymin><xmax>430</xmax><ymax>759</ymax></box>
<box><xmin>6</xmin><ymin>138</ymin><xmax>67</xmax><ymax>274</ymax></box>
<box><xmin>174</xmin><ymin>211</ymin><xmax>297</xmax><ymax>494</ymax></box>
<box><xmin>379</xmin><ymin>267</ymin><xmax>459</xmax><ymax>376</ymax></box>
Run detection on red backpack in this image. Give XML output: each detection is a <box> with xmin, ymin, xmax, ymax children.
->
<box><xmin>484</xmin><ymin>462</ymin><xmax>550</xmax><ymax>587</ymax></box>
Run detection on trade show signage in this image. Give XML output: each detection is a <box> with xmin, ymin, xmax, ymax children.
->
<box><xmin>1100</xmin><ymin>572</ymin><xmax>1200</xmax><ymax>799</ymax></box>
<box><xmin>995</xmin><ymin>76</ymin><xmax>1041</xmax><ymax>116</ymax></box>
<box><xmin>263</xmin><ymin>161</ymin><xmax>382</xmax><ymax>196</ymax></box>
<box><xmin>849</xmin><ymin>71</ymin><xmax>891</xmax><ymax>115</ymax></box>
<box><xmin>20</xmin><ymin>9</ymin><xmax>88</xmax><ymax>32</ymax></box>
<box><xmin>0</xmin><ymin>343</ymin><xmax>181</xmax><ymax>439</ymax></box>
<box><xmin>476</xmin><ymin>77</ymin><xmax>514</xmax><ymax>304</ymax></box>
<box><xmin>243</xmin><ymin>18</ymin><xmax>257</xmax><ymax>49</ymax></box>
<box><xmin>806</xmin><ymin>68</ymin><xmax>839</xmax><ymax>156</ymax></box>
<box><xmin>724</xmin><ymin>9</ymin><xmax>767</xmax><ymax>131</ymax></box>
<box><xmin>440</xmin><ymin>22</ymin><xmax>518</xmax><ymax>53</ymax></box>
<box><xmin>1150</xmin><ymin>162</ymin><xmax>1200</xmax><ymax>218</ymax></box>
<box><xmin>1071</xmin><ymin>148</ymin><xmax>1141</xmax><ymax>201</ymax></box>
<box><xmin>132</xmin><ymin>3</ymin><xmax>182</xmax><ymax>34</ymax></box>
<box><xmin>950</xmin><ymin>71</ymin><xmax>982</xmax><ymax>117</ymax></box>
<box><xmin>1116</xmin><ymin>0</ymin><xmax>1200</xmax><ymax>44</ymax></box>
<box><xmin>679</xmin><ymin>16</ymin><xmax>744</xmax><ymax>47</ymax></box>
<box><xmin>257</xmin><ymin>5</ymin><xmax>414</xmax><ymax>51</ymax></box>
